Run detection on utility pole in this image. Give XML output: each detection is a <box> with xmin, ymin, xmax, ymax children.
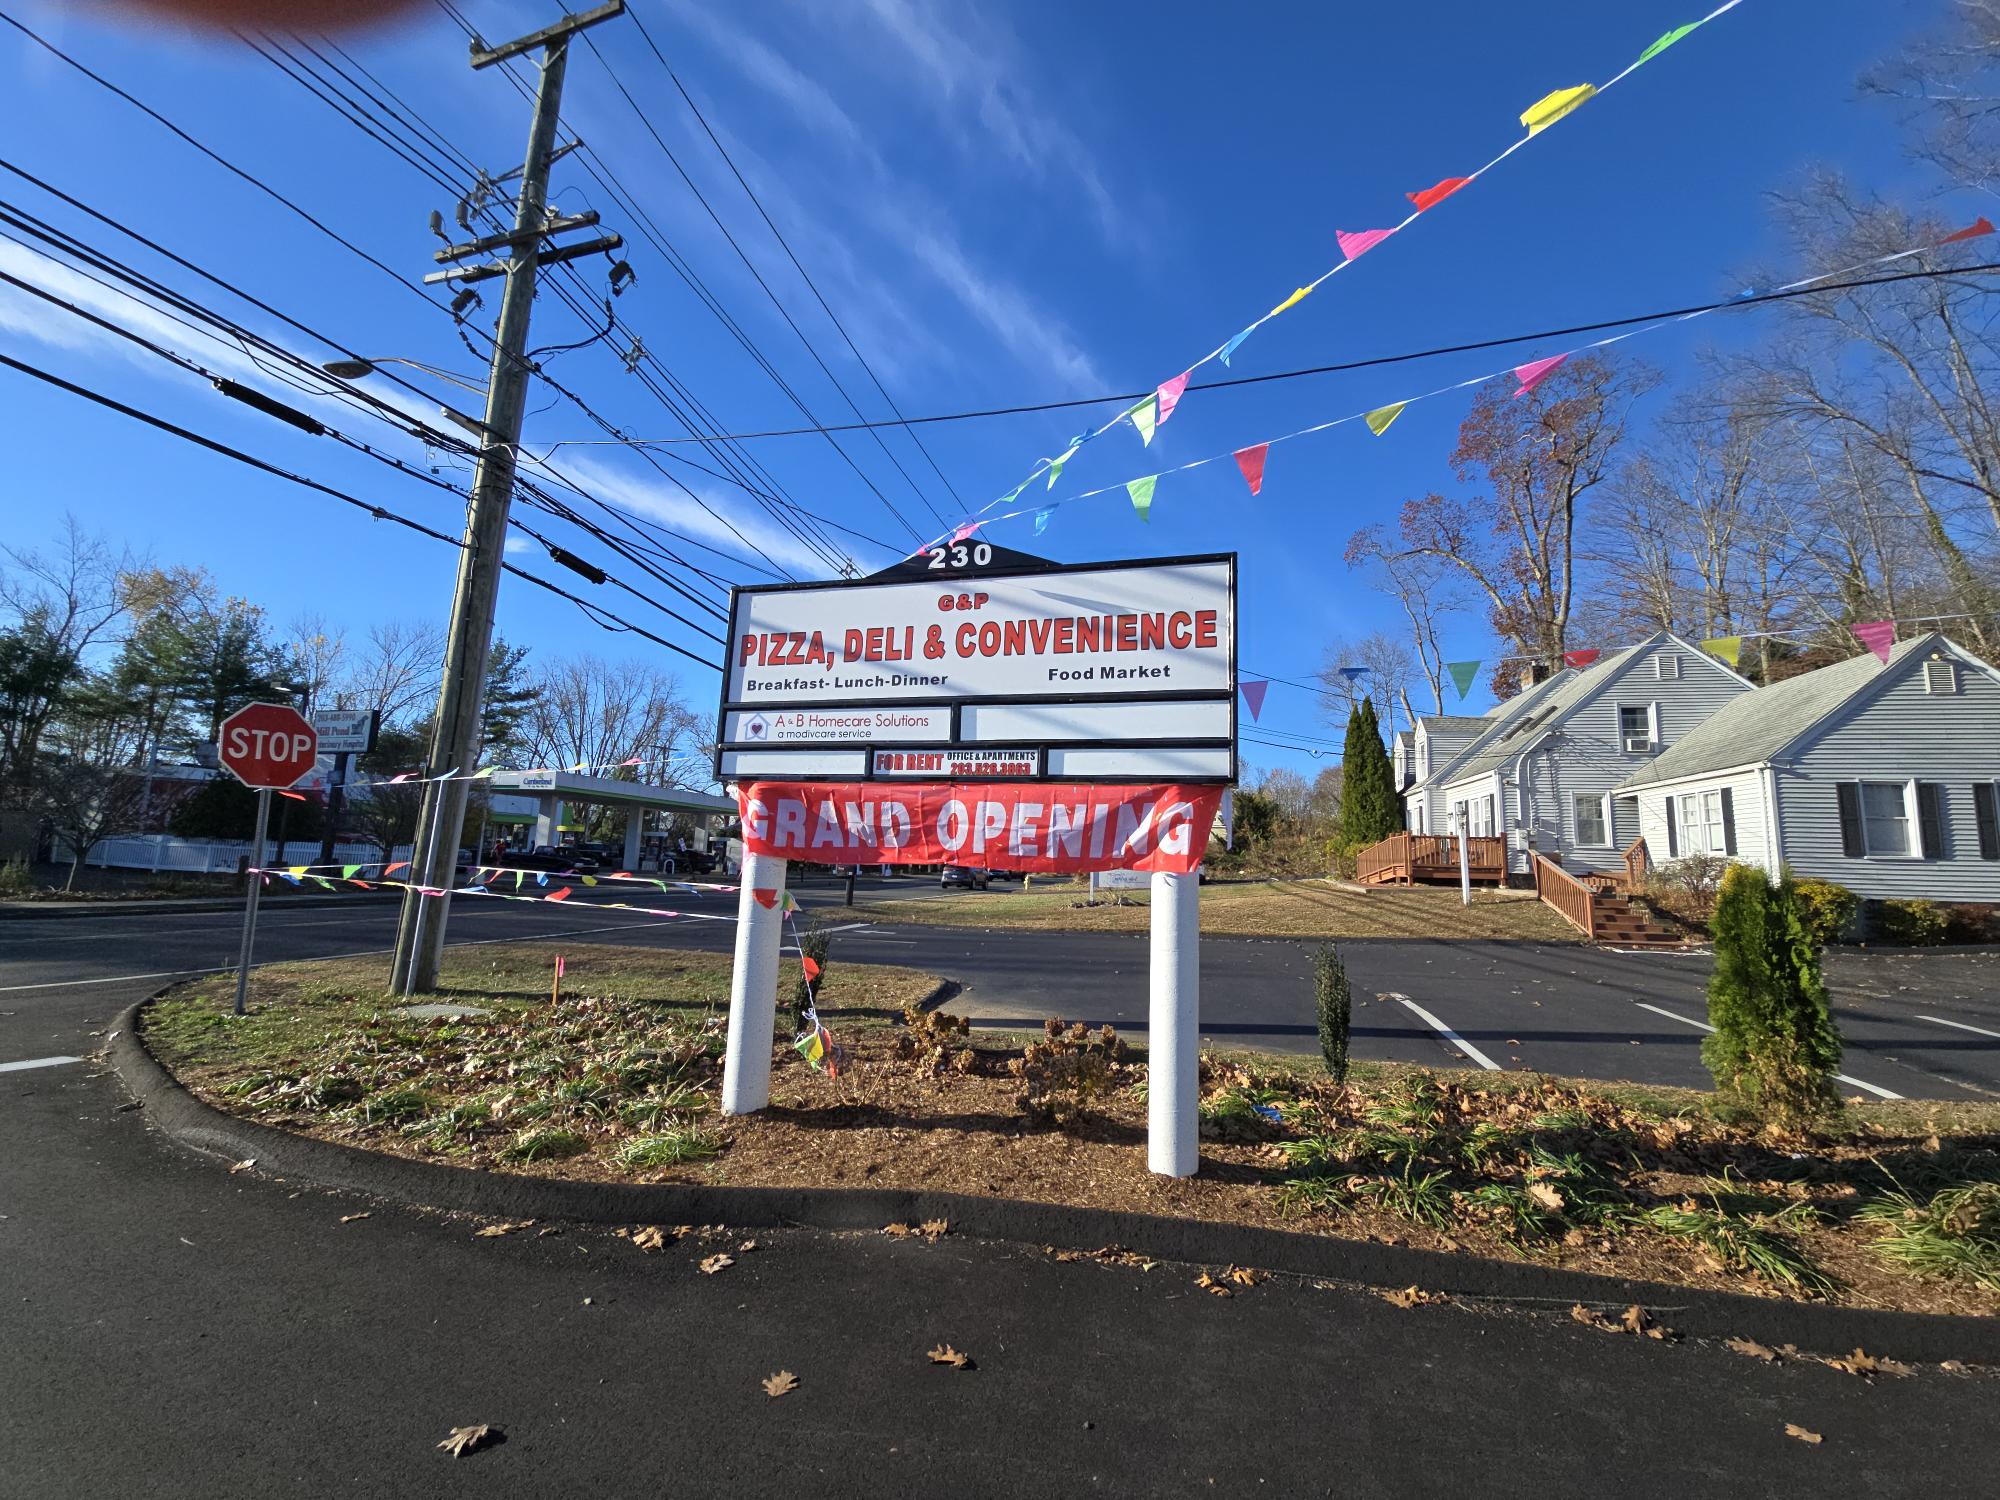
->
<box><xmin>389</xmin><ymin>0</ymin><xmax>626</xmax><ymax>994</ymax></box>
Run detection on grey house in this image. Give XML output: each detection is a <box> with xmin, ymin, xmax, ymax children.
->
<box><xmin>1394</xmin><ymin>713</ymin><xmax>1493</xmax><ymax>831</ymax></box>
<box><xmin>1425</xmin><ymin>631</ymin><xmax>1755</xmax><ymax>878</ymax></box>
<box><xmin>1614</xmin><ymin>634</ymin><xmax>2000</xmax><ymax>902</ymax></box>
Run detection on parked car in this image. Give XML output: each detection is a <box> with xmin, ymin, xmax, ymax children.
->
<box><xmin>509</xmin><ymin>844</ymin><xmax>600</xmax><ymax>873</ymax></box>
<box><xmin>940</xmin><ymin>865</ymin><xmax>991</xmax><ymax>890</ymax></box>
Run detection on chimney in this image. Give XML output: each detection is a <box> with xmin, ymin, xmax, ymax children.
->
<box><xmin>1523</xmin><ymin>659</ymin><xmax>1554</xmax><ymax>691</ymax></box>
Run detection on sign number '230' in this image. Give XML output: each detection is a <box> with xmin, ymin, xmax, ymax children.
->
<box><xmin>926</xmin><ymin>541</ymin><xmax>993</xmax><ymax>570</ymax></box>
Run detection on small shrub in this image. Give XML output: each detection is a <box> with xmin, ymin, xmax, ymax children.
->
<box><xmin>1009</xmin><ymin>1017</ymin><xmax>1128</xmax><ymax>1127</ymax></box>
<box><xmin>0</xmin><ymin>858</ymin><xmax>34</xmax><ymax>898</ymax></box>
<box><xmin>1942</xmin><ymin>903</ymin><xmax>2000</xmax><ymax>944</ymax></box>
<box><xmin>1703</xmin><ymin>865</ymin><xmax>1843</xmax><ymax>1130</ymax></box>
<box><xmin>1792</xmin><ymin>878</ymin><xmax>1860</xmax><ymax>947</ymax></box>
<box><xmin>1641</xmin><ymin>853</ymin><xmax>1733</xmax><ymax>927</ymax></box>
<box><xmin>615</xmin><ymin>1124</ymin><xmax>722</xmax><ymax>1170</ymax></box>
<box><xmin>1313</xmin><ymin>942</ymin><xmax>1352</xmax><ymax>1083</ymax></box>
<box><xmin>502</xmin><ymin>1127</ymin><xmax>588</xmax><ymax>1162</ymax></box>
<box><xmin>895</xmin><ymin>1004</ymin><xmax>973</xmax><ymax>1074</ymax></box>
<box><xmin>1874</xmin><ymin>898</ymin><xmax>1948</xmax><ymax>947</ymax></box>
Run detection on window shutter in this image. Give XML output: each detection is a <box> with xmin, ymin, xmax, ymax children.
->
<box><xmin>1916</xmin><ymin>782</ymin><xmax>1946</xmax><ymax>859</ymax></box>
<box><xmin>1719</xmin><ymin>787</ymin><xmax>1738</xmax><ymax>857</ymax></box>
<box><xmin>1664</xmin><ymin>798</ymin><xmax>1679</xmax><ymax>857</ymax></box>
<box><xmin>1837</xmin><ymin>783</ymin><xmax>1865</xmax><ymax>857</ymax></box>
<box><xmin>1975</xmin><ymin>783</ymin><xmax>2000</xmax><ymax>860</ymax></box>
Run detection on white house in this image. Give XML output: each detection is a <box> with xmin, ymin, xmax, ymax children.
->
<box><xmin>1614</xmin><ymin>633</ymin><xmax>2000</xmax><ymax>902</ymax></box>
<box><xmin>1426</xmin><ymin>631</ymin><xmax>1755</xmax><ymax>878</ymax></box>
<box><xmin>1399</xmin><ymin>713</ymin><xmax>1508</xmax><ymax>833</ymax></box>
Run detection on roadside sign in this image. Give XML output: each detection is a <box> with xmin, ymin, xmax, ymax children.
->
<box><xmin>311</xmin><ymin>707</ymin><xmax>378</xmax><ymax>755</ymax></box>
<box><xmin>218</xmin><ymin>702</ymin><xmax>319</xmax><ymax>790</ymax></box>
<box><xmin>716</xmin><ymin>550</ymin><xmax>1236</xmax><ymax>784</ymax></box>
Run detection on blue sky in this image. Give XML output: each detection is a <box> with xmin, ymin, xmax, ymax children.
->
<box><xmin>0</xmin><ymin>0</ymin><xmax>1954</xmax><ymax>778</ymax></box>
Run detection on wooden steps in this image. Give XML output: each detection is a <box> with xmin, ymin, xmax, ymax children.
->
<box><xmin>1587</xmin><ymin>892</ymin><xmax>1685</xmax><ymax>948</ymax></box>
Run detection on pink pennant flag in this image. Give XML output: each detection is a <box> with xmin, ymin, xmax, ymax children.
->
<box><xmin>950</xmin><ymin>522</ymin><xmax>978</xmax><ymax>543</ymax></box>
<box><xmin>1155</xmin><ymin>370</ymin><xmax>1191</xmax><ymax>426</ymax></box>
<box><xmin>1233</xmin><ymin>443</ymin><xmax>1269</xmax><ymax>496</ymax></box>
<box><xmin>1336</xmin><ymin>227</ymin><xmax>1395</xmax><ymax>262</ymax></box>
<box><xmin>620</xmin><ymin>756</ymin><xmax>642</xmax><ymax>767</ymax></box>
<box><xmin>1941</xmin><ymin>216</ymin><xmax>1995</xmax><ymax>245</ymax></box>
<box><xmin>1513</xmin><ymin>353</ymin><xmax>1569</xmax><ymax>397</ymax></box>
<box><xmin>1562</xmin><ymin>648</ymin><xmax>1601</xmax><ymax>668</ymax></box>
<box><xmin>1853</xmin><ymin>619</ymin><xmax>1896</xmax><ymax>663</ymax></box>
<box><xmin>1407</xmin><ymin>176</ymin><xmax>1471</xmax><ymax>213</ymax></box>
<box><xmin>1239</xmin><ymin>679</ymin><xmax>1269</xmax><ymax>721</ymax></box>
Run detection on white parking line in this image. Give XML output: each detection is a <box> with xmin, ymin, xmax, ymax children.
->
<box><xmin>1916</xmin><ymin>1014</ymin><xmax>2000</xmax><ymax>1041</ymax></box>
<box><xmin>814</xmin><ymin>922</ymin><xmax>875</xmax><ymax>935</ymax></box>
<box><xmin>1633</xmin><ymin>1002</ymin><xmax>1905</xmax><ymax>1099</ymax></box>
<box><xmin>0</xmin><ymin>1055</ymin><xmax>82</xmax><ymax>1073</ymax></box>
<box><xmin>1394</xmin><ymin>994</ymin><xmax>1501</xmax><ymax>1071</ymax></box>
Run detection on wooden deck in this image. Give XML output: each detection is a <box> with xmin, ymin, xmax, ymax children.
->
<box><xmin>1354</xmin><ymin>832</ymin><xmax>1506</xmax><ymax>887</ymax></box>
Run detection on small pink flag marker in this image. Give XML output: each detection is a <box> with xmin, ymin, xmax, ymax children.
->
<box><xmin>1336</xmin><ymin>227</ymin><xmax>1395</xmax><ymax>261</ymax></box>
<box><xmin>1853</xmin><ymin>620</ymin><xmax>1896</xmax><ymax>663</ymax></box>
<box><xmin>1155</xmin><ymin>370</ymin><xmax>1191</xmax><ymax>425</ymax></box>
<box><xmin>1513</xmin><ymin>353</ymin><xmax>1569</xmax><ymax>397</ymax></box>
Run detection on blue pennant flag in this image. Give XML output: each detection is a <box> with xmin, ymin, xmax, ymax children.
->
<box><xmin>1338</xmin><ymin>666</ymin><xmax>1371</xmax><ymax>683</ymax></box>
<box><xmin>1219</xmin><ymin>325</ymin><xmax>1255</xmax><ymax>367</ymax></box>
<box><xmin>1034</xmin><ymin>508</ymin><xmax>1053</xmax><ymax>537</ymax></box>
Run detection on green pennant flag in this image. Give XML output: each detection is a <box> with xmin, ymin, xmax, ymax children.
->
<box><xmin>1129</xmin><ymin>396</ymin><xmax>1158</xmax><ymax>447</ymax></box>
<box><xmin>1701</xmin><ymin>634</ymin><xmax>1743</xmax><ymax>667</ymax></box>
<box><xmin>1127</xmin><ymin>474</ymin><xmax>1157</xmax><ymax>522</ymax></box>
<box><xmin>312</xmin><ymin>876</ymin><xmax>334</xmax><ymax>890</ymax></box>
<box><xmin>341</xmin><ymin>864</ymin><xmax>360</xmax><ymax>879</ymax></box>
<box><xmin>1446</xmin><ymin>660</ymin><xmax>1481</xmax><ymax>700</ymax></box>
<box><xmin>1047</xmin><ymin>444</ymin><xmax>1079</xmax><ymax>489</ymax></box>
<box><xmin>1364</xmin><ymin>402</ymin><xmax>1407</xmax><ymax>437</ymax></box>
<box><xmin>582</xmin><ymin>875</ymin><xmax>597</xmax><ymax>886</ymax></box>
<box><xmin>781</xmin><ymin>889</ymin><xmax>800</xmax><ymax>914</ymax></box>
<box><xmin>513</xmin><ymin>870</ymin><xmax>524</xmax><ymax>890</ymax></box>
<box><xmin>1636</xmin><ymin>20</ymin><xmax>1700</xmax><ymax>66</ymax></box>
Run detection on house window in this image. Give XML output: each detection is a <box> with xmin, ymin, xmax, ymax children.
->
<box><xmin>1655</xmin><ymin>654</ymin><xmax>1682</xmax><ymax>680</ymax></box>
<box><xmin>1573</xmin><ymin>793</ymin><xmax>1609</xmax><ymax>847</ymax></box>
<box><xmin>1860</xmin><ymin>781</ymin><xmax>1913</xmax><ymax>856</ymax></box>
<box><xmin>1924</xmin><ymin>659</ymin><xmax>1958</xmax><ymax>695</ymax></box>
<box><xmin>1674</xmin><ymin>790</ymin><xmax>1730</xmax><ymax>855</ymax></box>
<box><xmin>1618</xmin><ymin>705</ymin><xmax>1653</xmax><ymax>754</ymax></box>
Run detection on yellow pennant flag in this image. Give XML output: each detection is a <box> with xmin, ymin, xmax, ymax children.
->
<box><xmin>1520</xmin><ymin>83</ymin><xmax>1597</xmax><ymax>135</ymax></box>
<box><xmin>1129</xmin><ymin>396</ymin><xmax>1158</xmax><ymax>447</ymax></box>
<box><xmin>1702</xmin><ymin>635</ymin><xmax>1743</xmax><ymax>667</ymax></box>
<box><xmin>1270</xmin><ymin>285</ymin><xmax>1312</xmax><ymax>317</ymax></box>
<box><xmin>1364</xmin><ymin>402</ymin><xmax>1407</xmax><ymax>437</ymax></box>
<box><xmin>287</xmin><ymin>865</ymin><xmax>308</xmax><ymax>877</ymax></box>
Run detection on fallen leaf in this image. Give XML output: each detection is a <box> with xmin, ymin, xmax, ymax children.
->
<box><xmin>762</xmin><ymin>1370</ymin><xmax>798</xmax><ymax>1398</ymax></box>
<box><xmin>1784</xmin><ymin>1423</ymin><xmax>1822</xmax><ymax>1446</ymax></box>
<box><xmin>882</xmin><ymin>1223</ymin><xmax>917</xmax><ymax>1239</ymax></box>
<box><xmin>738</xmin><ymin>1239</ymin><xmax>758</xmax><ymax>1253</ymax></box>
<box><xmin>1620</xmin><ymin>1305</ymin><xmax>1671</xmax><ymax>1340</ymax></box>
<box><xmin>919</xmin><ymin>1218</ymin><xmax>950</xmax><ymax>1240</ymax></box>
<box><xmin>926</xmin><ymin>1343</ymin><xmax>974</xmax><ymax>1369</ymax></box>
<box><xmin>1726</xmin><ymin>1337</ymin><xmax>1780</xmax><ymax>1363</ymax></box>
<box><xmin>1195</xmin><ymin>1273</ymin><xmax>1233</xmax><ymax>1298</ymax></box>
<box><xmin>339</xmin><ymin>1212</ymin><xmax>370</xmax><ymax>1224</ymax></box>
<box><xmin>1526</xmin><ymin>1182</ymin><xmax>1566</xmax><ymax>1213</ymax></box>
<box><xmin>629</xmin><ymin>1226</ymin><xmax>668</xmax><ymax>1253</ymax></box>
<box><xmin>438</xmin><ymin>1424</ymin><xmax>500</xmax><ymax>1458</ymax></box>
<box><xmin>1226</xmin><ymin>1265</ymin><xmax>1265</xmax><ymax>1288</ymax></box>
<box><xmin>229</xmin><ymin>1159</ymin><xmax>256</xmax><ymax>1174</ymax></box>
<box><xmin>1826</xmin><ymin>1348</ymin><xmax>1880</xmax><ymax>1378</ymax></box>
<box><xmin>1940</xmin><ymin>1359</ymin><xmax>1969</xmax><ymax>1374</ymax></box>
<box><xmin>699</xmin><ymin>1253</ymin><xmax>735</xmax><ymax>1275</ymax></box>
<box><xmin>474</xmin><ymin>1220</ymin><xmax>534</xmax><ymax>1238</ymax></box>
<box><xmin>1382</xmin><ymin>1285</ymin><xmax>1448</xmax><ymax>1309</ymax></box>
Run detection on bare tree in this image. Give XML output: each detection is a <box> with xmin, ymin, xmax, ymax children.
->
<box><xmin>285</xmin><ymin>614</ymin><xmax>348</xmax><ymax>714</ymax></box>
<box><xmin>1863</xmin><ymin>0</ymin><xmax>2000</xmax><ymax>192</ymax></box>
<box><xmin>1315</xmin><ymin>632</ymin><xmax>1421</xmax><ymax>738</ymax></box>
<box><xmin>0</xmin><ymin>515</ymin><xmax>133</xmax><ymax>663</ymax></box>
<box><xmin>37</xmin><ymin>758</ymin><xmax>148</xmax><ymax>891</ymax></box>
<box><xmin>338</xmin><ymin>620</ymin><xmax>445</xmax><ymax>727</ymax></box>
<box><xmin>1342</xmin><ymin>525</ymin><xmax>1466</xmax><ymax>713</ymax></box>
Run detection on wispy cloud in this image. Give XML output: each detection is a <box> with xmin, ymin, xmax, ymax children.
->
<box><xmin>902</xmin><ymin>227</ymin><xmax>1108</xmax><ymax>391</ymax></box>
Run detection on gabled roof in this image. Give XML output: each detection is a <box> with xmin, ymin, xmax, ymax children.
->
<box><xmin>1439</xmin><ymin>644</ymin><xmax>1648</xmax><ymax>789</ymax></box>
<box><xmin>1410</xmin><ymin>667</ymin><xmax>1577</xmax><ymax>793</ymax></box>
<box><xmin>1616</xmin><ymin>634</ymin><xmax>1963</xmax><ymax>789</ymax></box>
<box><xmin>1415</xmin><ymin>714</ymin><xmax>1488</xmax><ymax>736</ymax></box>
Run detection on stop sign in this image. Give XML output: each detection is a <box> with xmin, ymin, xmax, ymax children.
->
<box><xmin>218</xmin><ymin>702</ymin><xmax>319</xmax><ymax>789</ymax></box>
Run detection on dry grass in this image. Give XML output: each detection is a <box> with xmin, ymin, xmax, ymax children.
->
<box><xmin>850</xmin><ymin>878</ymin><xmax>1579</xmax><ymax>943</ymax></box>
<box><xmin>146</xmin><ymin>943</ymin><xmax>2000</xmax><ymax>1318</ymax></box>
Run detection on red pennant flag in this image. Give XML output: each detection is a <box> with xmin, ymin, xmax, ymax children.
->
<box><xmin>1407</xmin><ymin>176</ymin><xmax>1471</xmax><ymax>213</ymax></box>
<box><xmin>1233</xmin><ymin>443</ymin><xmax>1269</xmax><ymax>496</ymax></box>
<box><xmin>348</xmin><ymin>879</ymin><xmax>371</xmax><ymax>890</ymax></box>
<box><xmin>950</xmin><ymin>522</ymin><xmax>978</xmax><ymax>543</ymax></box>
<box><xmin>278</xmin><ymin>790</ymin><xmax>307</xmax><ymax>801</ymax></box>
<box><xmin>801</xmin><ymin>954</ymin><xmax>822</xmax><ymax>982</ymax></box>
<box><xmin>1941</xmin><ymin>216</ymin><xmax>1995</xmax><ymax>245</ymax></box>
<box><xmin>1562</xmin><ymin>648</ymin><xmax>1601</xmax><ymax>668</ymax></box>
<box><xmin>384</xmin><ymin>861</ymin><xmax>409</xmax><ymax>877</ymax></box>
<box><xmin>546</xmin><ymin>886</ymin><xmax>572</xmax><ymax>902</ymax></box>
<box><xmin>753</xmin><ymin>888</ymin><xmax>778</xmax><ymax>909</ymax></box>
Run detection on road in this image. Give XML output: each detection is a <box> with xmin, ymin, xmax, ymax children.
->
<box><xmin>2</xmin><ymin>1058</ymin><xmax>1992</xmax><ymax>1498</ymax></box>
<box><xmin>2</xmin><ymin>877</ymin><xmax>1997</xmax><ymax>1102</ymax></box>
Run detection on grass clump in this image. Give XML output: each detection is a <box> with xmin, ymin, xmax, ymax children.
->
<box><xmin>502</xmin><ymin>1127</ymin><xmax>588</xmax><ymax>1163</ymax></box>
<box><xmin>615</xmin><ymin>1124</ymin><xmax>723</xmax><ymax>1170</ymax></box>
<box><xmin>1857</xmin><ymin>1180</ymin><xmax>2000</xmax><ymax>1289</ymax></box>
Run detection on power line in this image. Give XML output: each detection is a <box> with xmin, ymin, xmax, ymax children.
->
<box><xmin>557</xmin><ymin>258</ymin><xmax>2000</xmax><ymax>447</ymax></box>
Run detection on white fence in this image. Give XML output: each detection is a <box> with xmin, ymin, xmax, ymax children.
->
<box><xmin>69</xmin><ymin>835</ymin><xmax>415</xmax><ymax>875</ymax></box>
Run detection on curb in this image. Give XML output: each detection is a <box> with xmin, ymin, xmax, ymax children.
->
<box><xmin>1</xmin><ymin>892</ymin><xmax>399</xmax><ymax>920</ymax></box>
<box><xmin>109</xmin><ymin>997</ymin><xmax>2000</xmax><ymax>1364</ymax></box>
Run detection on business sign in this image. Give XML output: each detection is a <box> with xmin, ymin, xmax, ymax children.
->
<box><xmin>310</xmin><ymin>708</ymin><xmax>378</xmax><ymax>756</ymax></box>
<box><xmin>873</xmin><ymin>747</ymin><xmax>1040</xmax><ymax>779</ymax></box>
<box><xmin>716</xmin><ymin>549</ymin><xmax>1236</xmax><ymax>784</ymax></box>
<box><xmin>736</xmin><ymin>781</ymin><xmax>1224</xmax><ymax>874</ymax></box>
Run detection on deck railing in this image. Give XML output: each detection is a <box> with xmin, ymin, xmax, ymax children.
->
<box><xmin>1623</xmin><ymin>836</ymin><xmax>1652</xmax><ymax>891</ymax></box>
<box><xmin>1355</xmin><ymin>832</ymin><xmax>1412</xmax><ymax>884</ymax></box>
<box><xmin>1533</xmin><ymin>852</ymin><xmax>1599</xmax><ymax>937</ymax></box>
<box><xmin>1356</xmin><ymin>832</ymin><xmax>1506</xmax><ymax>883</ymax></box>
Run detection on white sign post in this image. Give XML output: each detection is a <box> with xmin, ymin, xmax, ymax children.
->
<box><xmin>714</xmin><ymin>546</ymin><xmax>1235</xmax><ymax>1177</ymax></box>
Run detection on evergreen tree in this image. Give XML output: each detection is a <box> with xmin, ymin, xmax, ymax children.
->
<box><xmin>478</xmin><ymin>639</ymin><xmax>534</xmax><ymax>763</ymax></box>
<box><xmin>1703</xmin><ymin>864</ymin><xmax>1843</xmax><ymax>1128</ymax></box>
<box><xmin>1338</xmin><ymin>699</ymin><xmax>1398</xmax><ymax>847</ymax></box>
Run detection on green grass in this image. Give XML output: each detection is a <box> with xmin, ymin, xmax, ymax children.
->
<box><xmin>614</xmin><ymin>1124</ymin><xmax>723</xmax><ymax>1169</ymax></box>
<box><xmin>1857</xmin><ymin>1181</ymin><xmax>2000</xmax><ymax>1289</ymax></box>
<box><xmin>501</xmin><ymin>1127</ymin><xmax>588</xmax><ymax>1163</ymax></box>
<box><xmin>1636</xmin><ymin>1204</ymin><xmax>1837</xmax><ymax>1296</ymax></box>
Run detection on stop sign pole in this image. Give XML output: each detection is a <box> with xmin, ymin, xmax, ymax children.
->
<box><xmin>218</xmin><ymin>703</ymin><xmax>319</xmax><ymax>1016</ymax></box>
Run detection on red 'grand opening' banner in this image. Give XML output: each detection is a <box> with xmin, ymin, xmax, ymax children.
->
<box><xmin>737</xmin><ymin>781</ymin><xmax>1224</xmax><ymax>875</ymax></box>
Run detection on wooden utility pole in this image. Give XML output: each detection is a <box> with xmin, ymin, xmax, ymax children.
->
<box><xmin>389</xmin><ymin>0</ymin><xmax>626</xmax><ymax>994</ymax></box>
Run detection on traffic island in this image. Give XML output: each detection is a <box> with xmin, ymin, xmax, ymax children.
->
<box><xmin>122</xmin><ymin>942</ymin><xmax>2000</xmax><ymax>1349</ymax></box>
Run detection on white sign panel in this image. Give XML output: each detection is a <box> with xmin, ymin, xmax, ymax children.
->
<box><xmin>311</xmin><ymin>708</ymin><xmax>377</xmax><ymax>755</ymax></box>
<box><xmin>724</xmin><ymin>706</ymin><xmax>952</xmax><ymax>746</ymax></box>
<box><xmin>872</xmin><ymin>747</ymin><xmax>1041</xmax><ymax>779</ymax></box>
<box><xmin>726</xmin><ymin>559</ymin><xmax>1232</xmax><ymax>707</ymax></box>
